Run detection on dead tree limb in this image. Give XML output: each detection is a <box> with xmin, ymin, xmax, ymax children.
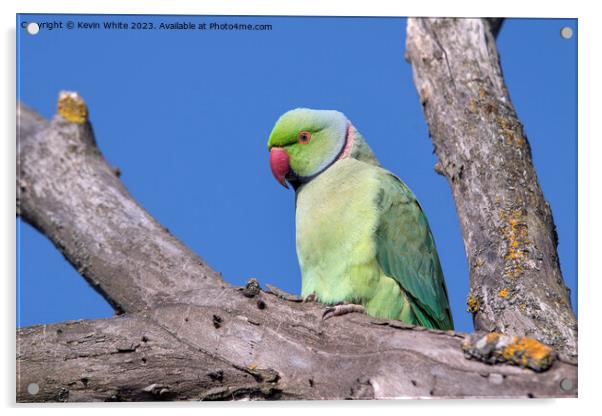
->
<box><xmin>406</xmin><ymin>18</ymin><xmax>577</xmax><ymax>357</ymax></box>
<box><xmin>17</xmin><ymin>290</ymin><xmax>577</xmax><ymax>401</ymax></box>
<box><xmin>17</xmin><ymin>95</ymin><xmax>223</xmax><ymax>314</ymax></box>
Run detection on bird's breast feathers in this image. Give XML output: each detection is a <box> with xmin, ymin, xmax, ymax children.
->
<box><xmin>295</xmin><ymin>158</ymin><xmax>383</xmax><ymax>302</ymax></box>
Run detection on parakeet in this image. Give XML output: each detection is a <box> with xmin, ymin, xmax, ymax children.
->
<box><xmin>267</xmin><ymin>108</ymin><xmax>453</xmax><ymax>330</ymax></box>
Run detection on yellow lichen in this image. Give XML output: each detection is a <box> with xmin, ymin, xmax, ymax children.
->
<box><xmin>57</xmin><ymin>91</ymin><xmax>88</xmax><ymax>124</ymax></box>
<box><xmin>498</xmin><ymin>288</ymin><xmax>510</xmax><ymax>298</ymax></box>
<box><xmin>497</xmin><ymin>116</ymin><xmax>509</xmax><ymax>129</ymax></box>
<box><xmin>466</xmin><ymin>294</ymin><xmax>480</xmax><ymax>313</ymax></box>
<box><xmin>496</xmin><ymin>115</ymin><xmax>525</xmax><ymax>147</ymax></box>
<box><xmin>499</xmin><ymin>208</ymin><xmax>530</xmax><ymax>278</ymax></box>
<box><xmin>248</xmin><ymin>363</ymin><xmax>257</xmax><ymax>370</ymax></box>
<box><xmin>501</xmin><ymin>336</ymin><xmax>554</xmax><ymax>369</ymax></box>
<box><xmin>463</xmin><ymin>332</ymin><xmax>556</xmax><ymax>371</ymax></box>
<box><xmin>486</xmin><ymin>332</ymin><xmax>500</xmax><ymax>344</ymax></box>
<box><xmin>514</xmin><ymin>135</ymin><xmax>526</xmax><ymax>146</ymax></box>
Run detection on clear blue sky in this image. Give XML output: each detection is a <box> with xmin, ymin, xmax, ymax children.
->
<box><xmin>16</xmin><ymin>15</ymin><xmax>577</xmax><ymax>332</ymax></box>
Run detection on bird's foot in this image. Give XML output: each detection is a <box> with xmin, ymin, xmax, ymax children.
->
<box><xmin>303</xmin><ymin>292</ymin><xmax>317</xmax><ymax>303</ymax></box>
<box><xmin>322</xmin><ymin>303</ymin><xmax>365</xmax><ymax>320</ymax></box>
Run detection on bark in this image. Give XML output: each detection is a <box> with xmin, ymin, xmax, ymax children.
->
<box><xmin>17</xmin><ymin>290</ymin><xmax>577</xmax><ymax>401</ymax></box>
<box><xmin>405</xmin><ymin>18</ymin><xmax>577</xmax><ymax>357</ymax></box>
<box><xmin>17</xmin><ymin>101</ymin><xmax>223</xmax><ymax>314</ymax></box>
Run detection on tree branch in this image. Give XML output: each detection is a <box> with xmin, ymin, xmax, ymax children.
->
<box><xmin>17</xmin><ymin>94</ymin><xmax>223</xmax><ymax>314</ymax></box>
<box><xmin>405</xmin><ymin>18</ymin><xmax>577</xmax><ymax>357</ymax></box>
<box><xmin>17</xmin><ymin>287</ymin><xmax>577</xmax><ymax>401</ymax></box>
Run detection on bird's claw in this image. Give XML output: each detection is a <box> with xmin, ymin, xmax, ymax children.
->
<box><xmin>322</xmin><ymin>304</ymin><xmax>365</xmax><ymax>320</ymax></box>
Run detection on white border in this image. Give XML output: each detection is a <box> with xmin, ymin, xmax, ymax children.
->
<box><xmin>2</xmin><ymin>1</ymin><xmax>600</xmax><ymax>414</ymax></box>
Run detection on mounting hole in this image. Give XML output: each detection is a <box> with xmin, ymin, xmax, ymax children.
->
<box><xmin>560</xmin><ymin>27</ymin><xmax>573</xmax><ymax>39</ymax></box>
<box><xmin>559</xmin><ymin>378</ymin><xmax>574</xmax><ymax>391</ymax></box>
<box><xmin>27</xmin><ymin>383</ymin><xmax>40</xmax><ymax>395</ymax></box>
<box><xmin>26</xmin><ymin>22</ymin><xmax>40</xmax><ymax>35</ymax></box>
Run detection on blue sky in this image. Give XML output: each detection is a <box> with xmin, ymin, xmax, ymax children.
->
<box><xmin>16</xmin><ymin>15</ymin><xmax>577</xmax><ymax>332</ymax></box>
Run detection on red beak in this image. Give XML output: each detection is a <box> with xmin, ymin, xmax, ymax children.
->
<box><xmin>269</xmin><ymin>147</ymin><xmax>290</xmax><ymax>189</ymax></box>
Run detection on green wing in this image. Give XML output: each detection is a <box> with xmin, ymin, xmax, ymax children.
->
<box><xmin>374</xmin><ymin>172</ymin><xmax>454</xmax><ymax>330</ymax></box>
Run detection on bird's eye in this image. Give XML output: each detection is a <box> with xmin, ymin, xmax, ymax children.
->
<box><xmin>298</xmin><ymin>131</ymin><xmax>312</xmax><ymax>144</ymax></box>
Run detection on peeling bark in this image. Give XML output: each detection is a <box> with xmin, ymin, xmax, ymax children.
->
<box><xmin>405</xmin><ymin>18</ymin><xmax>577</xmax><ymax>357</ymax></box>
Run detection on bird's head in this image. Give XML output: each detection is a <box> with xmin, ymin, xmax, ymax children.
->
<box><xmin>267</xmin><ymin>108</ymin><xmax>351</xmax><ymax>190</ymax></box>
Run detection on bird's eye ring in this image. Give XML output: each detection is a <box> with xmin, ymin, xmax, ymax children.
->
<box><xmin>298</xmin><ymin>131</ymin><xmax>312</xmax><ymax>144</ymax></box>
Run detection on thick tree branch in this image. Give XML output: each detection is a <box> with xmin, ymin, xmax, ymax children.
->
<box><xmin>406</xmin><ymin>18</ymin><xmax>577</xmax><ymax>357</ymax></box>
<box><xmin>17</xmin><ymin>287</ymin><xmax>577</xmax><ymax>401</ymax></box>
<box><xmin>17</xmin><ymin>95</ymin><xmax>223</xmax><ymax>314</ymax></box>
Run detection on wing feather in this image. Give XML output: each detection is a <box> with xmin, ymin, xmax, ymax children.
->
<box><xmin>374</xmin><ymin>172</ymin><xmax>454</xmax><ymax>330</ymax></box>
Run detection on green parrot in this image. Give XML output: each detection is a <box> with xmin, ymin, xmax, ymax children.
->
<box><xmin>267</xmin><ymin>108</ymin><xmax>453</xmax><ymax>330</ymax></box>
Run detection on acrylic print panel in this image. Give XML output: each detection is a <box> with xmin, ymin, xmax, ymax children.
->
<box><xmin>16</xmin><ymin>14</ymin><xmax>577</xmax><ymax>401</ymax></box>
